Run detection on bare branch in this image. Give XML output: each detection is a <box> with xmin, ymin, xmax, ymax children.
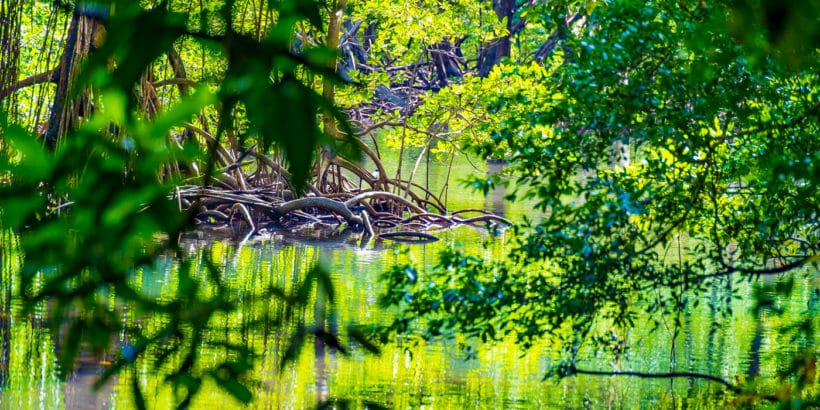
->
<box><xmin>573</xmin><ymin>367</ymin><xmax>778</xmax><ymax>403</ymax></box>
<box><xmin>0</xmin><ymin>68</ymin><xmax>58</xmax><ymax>99</ymax></box>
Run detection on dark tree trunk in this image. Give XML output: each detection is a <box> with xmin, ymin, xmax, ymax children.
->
<box><xmin>0</xmin><ymin>0</ymin><xmax>22</xmax><ymax>113</ymax></box>
<box><xmin>429</xmin><ymin>38</ymin><xmax>463</xmax><ymax>87</ymax></box>
<box><xmin>478</xmin><ymin>0</ymin><xmax>514</xmax><ymax>77</ymax></box>
<box><xmin>44</xmin><ymin>11</ymin><xmax>80</xmax><ymax>150</ymax></box>
<box><xmin>44</xmin><ymin>5</ymin><xmax>103</xmax><ymax>150</ymax></box>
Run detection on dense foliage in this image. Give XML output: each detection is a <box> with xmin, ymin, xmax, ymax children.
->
<box><xmin>378</xmin><ymin>1</ymin><xmax>820</xmax><ymax>407</ymax></box>
<box><xmin>1</xmin><ymin>1</ymin><xmax>363</xmax><ymax>407</ymax></box>
<box><xmin>0</xmin><ymin>0</ymin><xmax>818</xmax><ymax>408</ymax></box>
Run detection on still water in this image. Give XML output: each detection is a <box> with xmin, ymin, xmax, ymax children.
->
<box><xmin>0</xmin><ymin>155</ymin><xmax>817</xmax><ymax>409</ymax></box>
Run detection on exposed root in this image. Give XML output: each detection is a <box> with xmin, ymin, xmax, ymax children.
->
<box><xmin>174</xmin><ymin>143</ymin><xmax>510</xmax><ymax>242</ymax></box>
<box><xmin>344</xmin><ymin>190</ymin><xmax>425</xmax><ymax>214</ymax></box>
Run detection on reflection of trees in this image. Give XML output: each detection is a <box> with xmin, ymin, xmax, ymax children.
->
<box><xmin>62</xmin><ymin>349</ymin><xmax>117</xmax><ymax>410</ymax></box>
<box><xmin>47</xmin><ymin>300</ymin><xmax>118</xmax><ymax>409</ymax></box>
<box><xmin>0</xmin><ymin>232</ymin><xmax>17</xmax><ymax>388</ymax></box>
<box><xmin>484</xmin><ymin>160</ymin><xmax>506</xmax><ymax>217</ymax></box>
<box><xmin>705</xmin><ymin>275</ymin><xmax>731</xmax><ymax>373</ymax></box>
<box><xmin>0</xmin><ymin>268</ymin><xmax>9</xmax><ymax>388</ymax></box>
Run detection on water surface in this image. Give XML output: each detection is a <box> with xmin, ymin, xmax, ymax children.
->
<box><xmin>0</xmin><ymin>157</ymin><xmax>816</xmax><ymax>409</ymax></box>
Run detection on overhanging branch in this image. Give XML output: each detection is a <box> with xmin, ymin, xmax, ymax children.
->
<box><xmin>708</xmin><ymin>253</ymin><xmax>818</xmax><ymax>279</ymax></box>
<box><xmin>0</xmin><ymin>68</ymin><xmax>58</xmax><ymax>100</ymax></box>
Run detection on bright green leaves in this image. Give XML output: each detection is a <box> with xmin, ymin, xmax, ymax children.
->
<box><xmin>0</xmin><ymin>114</ymin><xmax>51</xmax><ymax>181</ymax></box>
<box><xmin>2</xmin><ymin>0</ymin><xmax>358</xmax><ymax>407</ymax></box>
<box><xmin>348</xmin><ymin>0</ymin><xmax>492</xmax><ymax>62</ymax></box>
<box><xmin>376</xmin><ymin>1</ymin><xmax>820</xmax><ymax>402</ymax></box>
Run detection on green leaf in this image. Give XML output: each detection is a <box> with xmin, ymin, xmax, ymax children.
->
<box><xmin>2</xmin><ymin>122</ymin><xmax>52</xmax><ymax>181</ymax></box>
<box><xmin>0</xmin><ymin>196</ymin><xmax>45</xmax><ymax>229</ymax></box>
<box><xmin>148</xmin><ymin>86</ymin><xmax>217</xmax><ymax>138</ymax></box>
<box><xmin>347</xmin><ymin>325</ymin><xmax>381</xmax><ymax>354</ymax></box>
<box><xmin>220</xmin><ymin>379</ymin><xmax>253</xmax><ymax>404</ymax></box>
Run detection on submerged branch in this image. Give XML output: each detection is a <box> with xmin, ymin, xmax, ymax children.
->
<box><xmin>572</xmin><ymin>368</ymin><xmax>778</xmax><ymax>403</ymax></box>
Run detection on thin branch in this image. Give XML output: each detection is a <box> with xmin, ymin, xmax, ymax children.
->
<box><xmin>572</xmin><ymin>367</ymin><xmax>778</xmax><ymax>402</ymax></box>
<box><xmin>344</xmin><ymin>190</ymin><xmax>426</xmax><ymax>214</ymax></box>
<box><xmin>704</xmin><ymin>254</ymin><xmax>817</xmax><ymax>279</ymax></box>
<box><xmin>152</xmin><ymin>78</ymin><xmax>196</xmax><ymax>89</ymax></box>
<box><xmin>633</xmin><ymin>173</ymin><xmax>705</xmax><ymax>256</ymax></box>
<box><xmin>0</xmin><ymin>68</ymin><xmax>58</xmax><ymax>99</ymax></box>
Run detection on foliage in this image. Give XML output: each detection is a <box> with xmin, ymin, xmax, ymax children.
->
<box><xmin>1</xmin><ymin>0</ymin><xmax>819</xmax><ymax>407</ymax></box>
<box><xmin>378</xmin><ymin>0</ymin><xmax>820</xmax><ymax>406</ymax></box>
<box><xmin>0</xmin><ymin>0</ymin><xmax>367</xmax><ymax>407</ymax></box>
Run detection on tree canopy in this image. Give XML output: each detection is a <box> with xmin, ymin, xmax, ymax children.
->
<box><xmin>0</xmin><ymin>0</ymin><xmax>818</xmax><ymax>407</ymax></box>
<box><xmin>377</xmin><ymin>0</ymin><xmax>819</xmax><ymax>406</ymax></box>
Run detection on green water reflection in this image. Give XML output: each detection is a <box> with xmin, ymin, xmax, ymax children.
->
<box><xmin>2</xmin><ymin>226</ymin><xmax>817</xmax><ymax>409</ymax></box>
<box><xmin>1</xmin><ymin>152</ymin><xmax>817</xmax><ymax>408</ymax></box>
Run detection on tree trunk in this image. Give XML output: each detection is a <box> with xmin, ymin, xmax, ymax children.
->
<box><xmin>478</xmin><ymin>0</ymin><xmax>514</xmax><ymax>77</ymax></box>
<box><xmin>430</xmin><ymin>38</ymin><xmax>463</xmax><ymax>87</ymax></box>
<box><xmin>44</xmin><ymin>4</ymin><xmax>104</xmax><ymax>150</ymax></box>
<box><xmin>321</xmin><ymin>0</ymin><xmax>347</xmax><ymax>140</ymax></box>
<box><xmin>318</xmin><ymin>0</ymin><xmax>348</xmax><ymax>193</ymax></box>
<box><xmin>0</xmin><ymin>0</ymin><xmax>22</xmax><ymax>113</ymax></box>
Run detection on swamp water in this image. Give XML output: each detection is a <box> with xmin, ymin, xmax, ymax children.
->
<box><xmin>0</xmin><ymin>156</ymin><xmax>817</xmax><ymax>409</ymax></box>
